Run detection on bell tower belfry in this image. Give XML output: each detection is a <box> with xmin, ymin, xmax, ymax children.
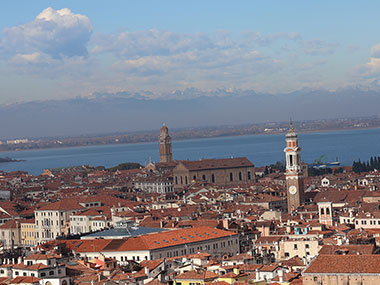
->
<box><xmin>284</xmin><ymin>120</ymin><xmax>305</xmax><ymax>212</ymax></box>
<box><xmin>159</xmin><ymin>125</ymin><xmax>173</xmax><ymax>163</ymax></box>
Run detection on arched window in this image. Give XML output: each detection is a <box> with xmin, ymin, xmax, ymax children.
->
<box><xmin>320</xmin><ymin>208</ymin><xmax>325</xmax><ymax>215</ymax></box>
<box><xmin>239</xmin><ymin>172</ymin><xmax>242</xmax><ymax>181</ymax></box>
<box><xmin>202</xmin><ymin>174</ymin><xmax>206</xmax><ymax>181</ymax></box>
<box><xmin>289</xmin><ymin>154</ymin><xmax>293</xmax><ymax>166</ymax></box>
<box><xmin>326</xmin><ymin>208</ymin><xmax>330</xmax><ymax>215</ymax></box>
<box><xmin>248</xmin><ymin>171</ymin><xmax>251</xmax><ymax>180</ymax></box>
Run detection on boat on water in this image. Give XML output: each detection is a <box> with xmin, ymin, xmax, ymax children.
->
<box><xmin>309</xmin><ymin>155</ymin><xmax>340</xmax><ymax>169</ymax></box>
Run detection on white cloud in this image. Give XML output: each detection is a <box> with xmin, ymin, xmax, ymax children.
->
<box><xmin>0</xmin><ymin>7</ymin><xmax>92</xmax><ymax>59</ymax></box>
<box><xmin>371</xmin><ymin>43</ymin><xmax>380</xmax><ymax>58</ymax></box>
<box><xmin>11</xmin><ymin>52</ymin><xmax>42</xmax><ymax>64</ymax></box>
<box><xmin>302</xmin><ymin>40</ymin><xmax>338</xmax><ymax>55</ymax></box>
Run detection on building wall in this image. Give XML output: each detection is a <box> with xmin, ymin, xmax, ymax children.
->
<box><xmin>20</xmin><ymin>223</ymin><xmax>35</xmax><ymax>247</ymax></box>
<box><xmin>0</xmin><ymin>227</ymin><xmax>21</xmax><ymax>249</ymax></box>
<box><xmin>134</xmin><ymin>181</ymin><xmax>173</xmax><ymax>193</ymax></box>
<box><xmin>280</xmin><ymin>238</ymin><xmax>319</xmax><ymax>262</ymax></box>
<box><xmin>70</xmin><ymin>215</ymin><xmax>93</xmax><ymax>234</ymax></box>
<box><xmin>35</xmin><ymin>209</ymin><xmax>79</xmax><ymax>243</ymax></box>
<box><xmin>355</xmin><ymin>217</ymin><xmax>380</xmax><ymax>229</ymax></box>
<box><xmin>173</xmin><ymin>164</ymin><xmax>255</xmax><ymax>187</ymax></box>
<box><xmin>303</xmin><ymin>274</ymin><xmax>380</xmax><ymax>285</ymax></box>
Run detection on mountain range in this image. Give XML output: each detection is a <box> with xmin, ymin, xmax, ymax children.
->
<box><xmin>1</xmin><ymin>87</ymin><xmax>380</xmax><ymax>139</ymax></box>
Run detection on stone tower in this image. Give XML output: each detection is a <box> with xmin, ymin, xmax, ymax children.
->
<box><xmin>284</xmin><ymin>120</ymin><xmax>305</xmax><ymax>212</ymax></box>
<box><xmin>318</xmin><ymin>201</ymin><xmax>333</xmax><ymax>226</ymax></box>
<box><xmin>159</xmin><ymin>125</ymin><xmax>173</xmax><ymax>163</ymax></box>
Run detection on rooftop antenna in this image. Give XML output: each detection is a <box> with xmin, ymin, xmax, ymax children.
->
<box><xmin>289</xmin><ymin>118</ymin><xmax>294</xmax><ymax>132</ymax></box>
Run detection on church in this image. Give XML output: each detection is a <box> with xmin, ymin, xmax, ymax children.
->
<box><xmin>149</xmin><ymin>125</ymin><xmax>255</xmax><ymax>188</ymax></box>
<box><xmin>151</xmin><ymin>123</ymin><xmax>305</xmax><ymax>212</ymax></box>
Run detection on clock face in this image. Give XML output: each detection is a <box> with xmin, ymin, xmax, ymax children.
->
<box><xmin>289</xmin><ymin>185</ymin><xmax>297</xmax><ymax>195</ymax></box>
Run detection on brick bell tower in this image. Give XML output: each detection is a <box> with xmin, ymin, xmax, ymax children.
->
<box><xmin>159</xmin><ymin>124</ymin><xmax>173</xmax><ymax>163</ymax></box>
<box><xmin>284</xmin><ymin>120</ymin><xmax>305</xmax><ymax>213</ymax></box>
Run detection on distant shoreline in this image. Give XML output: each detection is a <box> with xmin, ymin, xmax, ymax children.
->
<box><xmin>0</xmin><ymin>124</ymin><xmax>379</xmax><ymax>154</ymax></box>
<box><xmin>0</xmin><ymin>157</ymin><xmax>25</xmax><ymax>163</ymax></box>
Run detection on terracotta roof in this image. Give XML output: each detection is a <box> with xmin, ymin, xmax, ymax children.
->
<box><xmin>175</xmin><ymin>270</ymin><xmax>218</xmax><ymax>280</ymax></box>
<box><xmin>37</xmin><ymin>199</ymin><xmax>83</xmax><ymax>211</ymax></box>
<box><xmin>178</xmin><ymin>157</ymin><xmax>254</xmax><ymax>171</ymax></box>
<box><xmin>255</xmin><ymin>236</ymin><xmax>282</xmax><ymax>244</ymax></box>
<box><xmin>12</xmin><ymin>263</ymin><xmax>49</xmax><ymax>270</ymax></box>
<box><xmin>319</xmin><ymin>244</ymin><xmax>374</xmax><ymax>255</ymax></box>
<box><xmin>118</xmin><ymin>226</ymin><xmax>237</xmax><ymax>251</ymax></box>
<box><xmin>304</xmin><ymin>255</ymin><xmax>380</xmax><ymax>274</ymax></box>
<box><xmin>10</xmin><ymin>276</ymin><xmax>40</xmax><ymax>284</ymax></box>
<box><xmin>25</xmin><ymin>253</ymin><xmax>59</xmax><ymax>260</ymax></box>
<box><xmin>0</xmin><ymin>219</ymin><xmax>20</xmax><ymax>229</ymax></box>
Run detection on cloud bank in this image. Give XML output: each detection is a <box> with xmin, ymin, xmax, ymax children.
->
<box><xmin>0</xmin><ymin>7</ymin><xmax>379</xmax><ymax>104</ymax></box>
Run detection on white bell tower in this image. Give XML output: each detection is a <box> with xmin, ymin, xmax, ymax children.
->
<box><xmin>284</xmin><ymin>120</ymin><xmax>305</xmax><ymax>212</ymax></box>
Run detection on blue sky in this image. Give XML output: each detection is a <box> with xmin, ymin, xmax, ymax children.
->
<box><xmin>0</xmin><ymin>1</ymin><xmax>380</xmax><ymax>104</ymax></box>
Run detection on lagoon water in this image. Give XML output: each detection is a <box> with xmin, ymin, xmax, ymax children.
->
<box><xmin>1</xmin><ymin>128</ymin><xmax>380</xmax><ymax>176</ymax></box>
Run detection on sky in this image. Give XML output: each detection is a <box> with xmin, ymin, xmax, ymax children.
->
<box><xmin>1</xmin><ymin>1</ymin><xmax>380</xmax><ymax>104</ymax></box>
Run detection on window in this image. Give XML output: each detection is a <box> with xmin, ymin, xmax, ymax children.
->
<box><xmin>294</xmin><ymin>244</ymin><xmax>298</xmax><ymax>250</ymax></box>
<box><xmin>15</xmin><ymin>272</ymin><xmax>19</xmax><ymax>276</ymax></box>
<box><xmin>248</xmin><ymin>171</ymin><xmax>251</xmax><ymax>180</ymax></box>
<box><xmin>180</xmin><ymin>176</ymin><xmax>183</xmax><ymax>184</ymax></box>
<box><xmin>175</xmin><ymin>176</ymin><xmax>178</xmax><ymax>184</ymax></box>
<box><xmin>193</xmin><ymin>175</ymin><xmax>196</xmax><ymax>180</ymax></box>
<box><xmin>326</xmin><ymin>208</ymin><xmax>330</xmax><ymax>215</ymax></box>
<box><xmin>305</xmin><ymin>244</ymin><xmax>309</xmax><ymax>249</ymax></box>
<box><xmin>23</xmin><ymin>272</ymin><xmax>27</xmax><ymax>276</ymax></box>
<box><xmin>230</xmin><ymin>173</ymin><xmax>233</xmax><ymax>181</ymax></box>
<box><xmin>49</xmin><ymin>270</ymin><xmax>54</xmax><ymax>275</ymax></box>
<box><xmin>211</xmin><ymin>174</ymin><xmax>215</xmax><ymax>183</ymax></box>
<box><xmin>202</xmin><ymin>174</ymin><xmax>206</xmax><ymax>181</ymax></box>
<box><xmin>320</xmin><ymin>208</ymin><xmax>324</xmax><ymax>215</ymax></box>
<box><xmin>185</xmin><ymin>176</ymin><xmax>188</xmax><ymax>184</ymax></box>
<box><xmin>239</xmin><ymin>172</ymin><xmax>242</xmax><ymax>181</ymax></box>
<box><xmin>289</xmin><ymin>154</ymin><xmax>293</xmax><ymax>166</ymax></box>
<box><xmin>285</xmin><ymin>252</ymin><xmax>289</xmax><ymax>257</ymax></box>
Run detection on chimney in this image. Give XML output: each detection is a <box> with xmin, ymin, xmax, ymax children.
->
<box><xmin>145</xmin><ymin>266</ymin><xmax>150</xmax><ymax>276</ymax></box>
<box><xmin>278</xmin><ymin>269</ymin><xmax>284</xmax><ymax>283</ymax></box>
<box><xmin>223</xmin><ymin>219</ymin><xmax>229</xmax><ymax>230</ymax></box>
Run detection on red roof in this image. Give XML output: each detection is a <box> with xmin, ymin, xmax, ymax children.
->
<box><xmin>304</xmin><ymin>255</ymin><xmax>380</xmax><ymax>274</ymax></box>
<box><xmin>37</xmin><ymin>199</ymin><xmax>83</xmax><ymax>211</ymax></box>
